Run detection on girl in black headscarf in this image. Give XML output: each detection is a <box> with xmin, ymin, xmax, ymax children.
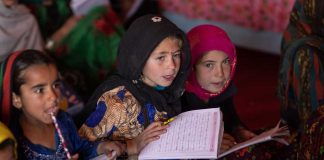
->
<box><xmin>79</xmin><ymin>14</ymin><xmax>191</xmax><ymax>157</ymax></box>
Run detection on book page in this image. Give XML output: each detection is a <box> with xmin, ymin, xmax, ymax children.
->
<box><xmin>218</xmin><ymin>121</ymin><xmax>289</xmax><ymax>158</ymax></box>
<box><xmin>139</xmin><ymin>108</ymin><xmax>222</xmax><ymax>160</ymax></box>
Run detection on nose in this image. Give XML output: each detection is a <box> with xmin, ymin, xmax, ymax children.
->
<box><xmin>166</xmin><ymin>56</ymin><xmax>176</xmax><ymax>69</ymax></box>
<box><xmin>48</xmin><ymin>87</ymin><xmax>59</xmax><ymax>103</ymax></box>
<box><xmin>214</xmin><ymin>65</ymin><xmax>224</xmax><ymax>77</ymax></box>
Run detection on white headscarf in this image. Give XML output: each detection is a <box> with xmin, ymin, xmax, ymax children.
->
<box><xmin>0</xmin><ymin>1</ymin><xmax>43</xmax><ymax>61</ymax></box>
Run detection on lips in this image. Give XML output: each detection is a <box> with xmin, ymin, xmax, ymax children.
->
<box><xmin>163</xmin><ymin>75</ymin><xmax>175</xmax><ymax>81</ymax></box>
<box><xmin>46</xmin><ymin>106</ymin><xmax>58</xmax><ymax>115</ymax></box>
<box><xmin>212</xmin><ymin>81</ymin><xmax>224</xmax><ymax>87</ymax></box>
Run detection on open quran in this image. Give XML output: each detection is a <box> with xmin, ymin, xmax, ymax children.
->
<box><xmin>138</xmin><ymin>108</ymin><xmax>289</xmax><ymax>159</ymax></box>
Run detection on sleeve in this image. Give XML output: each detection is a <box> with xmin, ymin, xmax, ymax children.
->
<box><xmin>79</xmin><ymin>92</ymin><xmax>123</xmax><ymax>141</ymax></box>
<box><xmin>59</xmin><ymin>112</ymin><xmax>100</xmax><ymax>159</ymax></box>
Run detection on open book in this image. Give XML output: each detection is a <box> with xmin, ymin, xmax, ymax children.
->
<box><xmin>138</xmin><ymin>108</ymin><xmax>289</xmax><ymax>159</ymax></box>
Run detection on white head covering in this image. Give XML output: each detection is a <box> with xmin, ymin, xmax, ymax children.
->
<box><xmin>0</xmin><ymin>1</ymin><xmax>43</xmax><ymax>61</ymax></box>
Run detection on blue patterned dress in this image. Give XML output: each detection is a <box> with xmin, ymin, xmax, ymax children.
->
<box><xmin>12</xmin><ymin>111</ymin><xmax>99</xmax><ymax>159</ymax></box>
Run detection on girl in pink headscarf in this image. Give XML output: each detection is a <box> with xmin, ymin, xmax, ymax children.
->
<box><xmin>181</xmin><ymin>24</ymin><xmax>256</xmax><ymax>153</ymax></box>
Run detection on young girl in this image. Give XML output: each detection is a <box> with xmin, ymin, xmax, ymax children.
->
<box><xmin>78</xmin><ymin>14</ymin><xmax>191</xmax><ymax>157</ymax></box>
<box><xmin>181</xmin><ymin>24</ymin><xmax>256</xmax><ymax>153</ymax></box>
<box><xmin>0</xmin><ymin>121</ymin><xmax>16</xmax><ymax>160</ymax></box>
<box><xmin>0</xmin><ymin>50</ymin><xmax>125</xmax><ymax>159</ymax></box>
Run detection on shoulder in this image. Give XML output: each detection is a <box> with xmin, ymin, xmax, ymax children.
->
<box><xmin>56</xmin><ymin>110</ymin><xmax>75</xmax><ymax>128</ymax></box>
<box><xmin>99</xmin><ymin>86</ymin><xmax>138</xmax><ymax>105</ymax></box>
<box><xmin>83</xmin><ymin>86</ymin><xmax>139</xmax><ymax>127</ymax></box>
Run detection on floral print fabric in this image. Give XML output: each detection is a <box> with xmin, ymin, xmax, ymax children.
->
<box><xmin>158</xmin><ymin>0</ymin><xmax>295</xmax><ymax>32</ymax></box>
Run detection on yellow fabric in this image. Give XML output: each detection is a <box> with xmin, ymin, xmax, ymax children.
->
<box><xmin>0</xmin><ymin>122</ymin><xmax>15</xmax><ymax>144</ymax></box>
<box><xmin>0</xmin><ymin>121</ymin><xmax>16</xmax><ymax>159</ymax></box>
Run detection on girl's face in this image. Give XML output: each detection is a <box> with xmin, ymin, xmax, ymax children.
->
<box><xmin>142</xmin><ymin>37</ymin><xmax>182</xmax><ymax>87</ymax></box>
<box><xmin>195</xmin><ymin>50</ymin><xmax>231</xmax><ymax>93</ymax></box>
<box><xmin>0</xmin><ymin>144</ymin><xmax>15</xmax><ymax>160</ymax></box>
<box><xmin>12</xmin><ymin>64</ymin><xmax>61</xmax><ymax>125</ymax></box>
<box><xmin>2</xmin><ymin>0</ymin><xmax>17</xmax><ymax>7</ymax></box>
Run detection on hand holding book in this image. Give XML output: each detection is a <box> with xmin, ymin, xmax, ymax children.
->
<box><xmin>138</xmin><ymin>108</ymin><xmax>289</xmax><ymax>159</ymax></box>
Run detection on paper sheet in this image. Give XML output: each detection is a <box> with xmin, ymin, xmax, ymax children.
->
<box><xmin>139</xmin><ymin>108</ymin><xmax>222</xmax><ymax>159</ymax></box>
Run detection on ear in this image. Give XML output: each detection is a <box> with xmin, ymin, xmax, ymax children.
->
<box><xmin>12</xmin><ymin>93</ymin><xmax>22</xmax><ymax>109</ymax></box>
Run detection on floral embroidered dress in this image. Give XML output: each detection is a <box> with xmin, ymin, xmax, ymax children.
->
<box><xmin>80</xmin><ymin>86</ymin><xmax>168</xmax><ymax>141</ymax></box>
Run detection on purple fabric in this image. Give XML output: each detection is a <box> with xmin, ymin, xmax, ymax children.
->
<box><xmin>186</xmin><ymin>24</ymin><xmax>237</xmax><ymax>101</ymax></box>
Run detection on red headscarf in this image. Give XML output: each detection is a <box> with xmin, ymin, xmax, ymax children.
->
<box><xmin>0</xmin><ymin>51</ymin><xmax>23</xmax><ymax>126</ymax></box>
<box><xmin>185</xmin><ymin>24</ymin><xmax>237</xmax><ymax>101</ymax></box>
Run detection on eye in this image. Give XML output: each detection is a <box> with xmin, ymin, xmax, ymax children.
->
<box><xmin>173</xmin><ymin>51</ymin><xmax>182</xmax><ymax>58</ymax></box>
<box><xmin>205</xmin><ymin>63</ymin><xmax>214</xmax><ymax>68</ymax></box>
<box><xmin>34</xmin><ymin>87</ymin><xmax>44</xmax><ymax>94</ymax></box>
<box><xmin>53</xmin><ymin>81</ymin><xmax>62</xmax><ymax>89</ymax></box>
<box><xmin>156</xmin><ymin>56</ymin><xmax>165</xmax><ymax>61</ymax></box>
<box><xmin>223</xmin><ymin>58</ymin><xmax>230</xmax><ymax>64</ymax></box>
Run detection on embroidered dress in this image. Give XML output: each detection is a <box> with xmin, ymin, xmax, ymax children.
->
<box><xmin>12</xmin><ymin>111</ymin><xmax>99</xmax><ymax>159</ymax></box>
<box><xmin>277</xmin><ymin>0</ymin><xmax>324</xmax><ymax>158</ymax></box>
<box><xmin>80</xmin><ymin>86</ymin><xmax>168</xmax><ymax>141</ymax></box>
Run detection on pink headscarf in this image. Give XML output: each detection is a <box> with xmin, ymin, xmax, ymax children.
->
<box><xmin>185</xmin><ymin>24</ymin><xmax>237</xmax><ymax>101</ymax></box>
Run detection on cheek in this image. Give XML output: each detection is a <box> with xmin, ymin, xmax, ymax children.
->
<box><xmin>175</xmin><ymin>58</ymin><xmax>181</xmax><ymax>70</ymax></box>
<box><xmin>195</xmin><ymin>68</ymin><xmax>210</xmax><ymax>84</ymax></box>
<box><xmin>224</xmin><ymin>66</ymin><xmax>231</xmax><ymax>79</ymax></box>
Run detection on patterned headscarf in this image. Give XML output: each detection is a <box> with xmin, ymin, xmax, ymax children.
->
<box><xmin>278</xmin><ymin>0</ymin><xmax>324</xmax><ymax>132</ymax></box>
<box><xmin>279</xmin><ymin>0</ymin><xmax>324</xmax><ymax>112</ymax></box>
<box><xmin>185</xmin><ymin>24</ymin><xmax>237</xmax><ymax>101</ymax></box>
<box><xmin>0</xmin><ymin>51</ymin><xmax>23</xmax><ymax>126</ymax></box>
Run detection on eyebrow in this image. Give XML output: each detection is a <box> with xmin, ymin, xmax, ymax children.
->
<box><xmin>30</xmin><ymin>78</ymin><xmax>61</xmax><ymax>89</ymax></box>
<box><xmin>201</xmin><ymin>56</ymin><xmax>230</xmax><ymax>63</ymax></box>
<box><xmin>201</xmin><ymin>60</ymin><xmax>216</xmax><ymax>63</ymax></box>
<box><xmin>156</xmin><ymin>50</ymin><xmax>182</xmax><ymax>55</ymax></box>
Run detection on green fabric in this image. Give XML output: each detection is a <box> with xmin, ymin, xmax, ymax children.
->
<box><xmin>55</xmin><ymin>6</ymin><xmax>124</xmax><ymax>97</ymax></box>
<box><xmin>20</xmin><ymin>0</ymin><xmax>72</xmax><ymax>39</ymax></box>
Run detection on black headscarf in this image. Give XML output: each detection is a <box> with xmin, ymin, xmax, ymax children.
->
<box><xmin>78</xmin><ymin>14</ymin><xmax>191</xmax><ymax>127</ymax></box>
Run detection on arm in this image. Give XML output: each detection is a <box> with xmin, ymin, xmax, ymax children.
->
<box><xmin>79</xmin><ymin>100</ymin><xmax>119</xmax><ymax>141</ymax></box>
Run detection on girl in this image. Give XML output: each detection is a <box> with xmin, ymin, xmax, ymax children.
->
<box><xmin>181</xmin><ymin>25</ymin><xmax>256</xmax><ymax>153</ymax></box>
<box><xmin>78</xmin><ymin>14</ymin><xmax>191</xmax><ymax>158</ymax></box>
<box><xmin>0</xmin><ymin>50</ymin><xmax>125</xmax><ymax>159</ymax></box>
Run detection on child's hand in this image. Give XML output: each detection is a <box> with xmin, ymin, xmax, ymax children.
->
<box><xmin>126</xmin><ymin>121</ymin><xmax>168</xmax><ymax>155</ymax></box>
<box><xmin>97</xmin><ymin>141</ymin><xmax>126</xmax><ymax>158</ymax></box>
<box><xmin>71</xmin><ymin>153</ymin><xmax>79</xmax><ymax>160</ymax></box>
<box><xmin>220</xmin><ymin>133</ymin><xmax>236</xmax><ymax>153</ymax></box>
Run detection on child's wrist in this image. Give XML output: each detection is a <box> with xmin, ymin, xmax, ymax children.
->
<box><xmin>126</xmin><ymin>139</ymin><xmax>138</xmax><ymax>156</ymax></box>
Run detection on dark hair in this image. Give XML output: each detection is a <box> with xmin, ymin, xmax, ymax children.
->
<box><xmin>0</xmin><ymin>138</ymin><xmax>14</xmax><ymax>150</ymax></box>
<box><xmin>12</xmin><ymin>50</ymin><xmax>56</xmax><ymax>95</ymax></box>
